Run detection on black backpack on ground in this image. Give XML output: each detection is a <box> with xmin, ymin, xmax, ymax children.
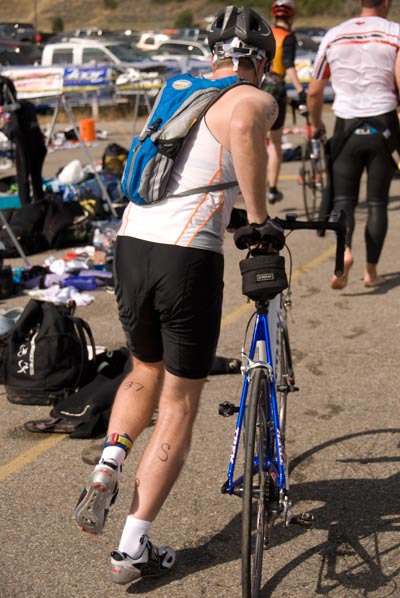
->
<box><xmin>42</xmin><ymin>196</ymin><xmax>92</xmax><ymax>249</ymax></box>
<box><xmin>0</xmin><ymin>198</ymin><xmax>49</xmax><ymax>257</ymax></box>
<box><xmin>0</xmin><ymin>299</ymin><xmax>96</xmax><ymax>405</ymax></box>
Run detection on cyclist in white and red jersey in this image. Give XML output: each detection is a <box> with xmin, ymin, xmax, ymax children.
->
<box><xmin>307</xmin><ymin>0</ymin><xmax>400</xmax><ymax>289</ymax></box>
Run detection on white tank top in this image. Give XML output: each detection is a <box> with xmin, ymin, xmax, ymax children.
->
<box><xmin>312</xmin><ymin>16</ymin><xmax>400</xmax><ymax>118</ymax></box>
<box><xmin>118</xmin><ymin>119</ymin><xmax>238</xmax><ymax>254</ymax></box>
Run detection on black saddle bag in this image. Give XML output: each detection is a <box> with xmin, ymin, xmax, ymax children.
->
<box><xmin>239</xmin><ymin>254</ymin><xmax>288</xmax><ymax>301</ymax></box>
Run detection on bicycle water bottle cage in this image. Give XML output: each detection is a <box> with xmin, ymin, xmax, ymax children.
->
<box><xmin>239</xmin><ymin>254</ymin><xmax>288</xmax><ymax>301</ymax></box>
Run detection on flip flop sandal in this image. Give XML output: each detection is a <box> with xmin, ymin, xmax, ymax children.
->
<box><xmin>24</xmin><ymin>417</ymin><xmax>77</xmax><ymax>434</ymax></box>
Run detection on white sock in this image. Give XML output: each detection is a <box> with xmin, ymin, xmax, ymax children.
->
<box><xmin>118</xmin><ymin>515</ymin><xmax>152</xmax><ymax>557</ymax></box>
<box><xmin>98</xmin><ymin>446</ymin><xmax>126</xmax><ymax>469</ymax></box>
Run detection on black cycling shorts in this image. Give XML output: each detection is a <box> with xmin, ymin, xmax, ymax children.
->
<box><xmin>270</xmin><ymin>94</ymin><xmax>286</xmax><ymax>130</ymax></box>
<box><xmin>262</xmin><ymin>76</ymin><xmax>287</xmax><ymax>130</ymax></box>
<box><xmin>114</xmin><ymin>236</ymin><xmax>224</xmax><ymax>379</ymax></box>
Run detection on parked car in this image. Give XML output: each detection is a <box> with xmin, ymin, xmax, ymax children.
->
<box><xmin>147</xmin><ymin>39</ymin><xmax>211</xmax><ymax>76</ymax></box>
<box><xmin>0</xmin><ymin>48</ymin><xmax>27</xmax><ymax>66</ymax></box>
<box><xmin>149</xmin><ymin>39</ymin><xmax>210</xmax><ymax>61</ymax></box>
<box><xmin>171</xmin><ymin>28</ymin><xmax>209</xmax><ymax>44</ymax></box>
<box><xmin>41</xmin><ymin>39</ymin><xmax>172</xmax><ymax>75</ymax></box>
<box><xmin>136</xmin><ymin>32</ymin><xmax>170</xmax><ymax>51</ymax></box>
<box><xmin>0</xmin><ymin>39</ymin><xmax>42</xmax><ymax>64</ymax></box>
<box><xmin>286</xmin><ymin>34</ymin><xmax>334</xmax><ymax>103</ymax></box>
<box><xmin>0</xmin><ymin>22</ymin><xmax>42</xmax><ymax>44</ymax></box>
<box><xmin>295</xmin><ymin>32</ymin><xmax>320</xmax><ymax>53</ymax></box>
<box><xmin>65</xmin><ymin>27</ymin><xmax>117</xmax><ymax>39</ymax></box>
<box><xmin>294</xmin><ymin>27</ymin><xmax>327</xmax><ymax>45</ymax></box>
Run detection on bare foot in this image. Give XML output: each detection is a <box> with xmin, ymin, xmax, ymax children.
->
<box><xmin>363</xmin><ymin>263</ymin><xmax>387</xmax><ymax>288</ymax></box>
<box><xmin>363</xmin><ymin>275</ymin><xmax>386</xmax><ymax>288</ymax></box>
<box><xmin>331</xmin><ymin>252</ymin><xmax>354</xmax><ymax>290</ymax></box>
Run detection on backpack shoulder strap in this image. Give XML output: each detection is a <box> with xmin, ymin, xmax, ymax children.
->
<box><xmin>168</xmin><ymin>79</ymin><xmax>251</xmax><ymax>199</ymax></box>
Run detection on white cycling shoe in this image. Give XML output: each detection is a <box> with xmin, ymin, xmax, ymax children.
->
<box><xmin>110</xmin><ymin>535</ymin><xmax>176</xmax><ymax>584</ymax></box>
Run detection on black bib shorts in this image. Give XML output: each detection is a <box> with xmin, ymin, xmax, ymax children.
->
<box><xmin>114</xmin><ymin>236</ymin><xmax>224</xmax><ymax>380</ymax></box>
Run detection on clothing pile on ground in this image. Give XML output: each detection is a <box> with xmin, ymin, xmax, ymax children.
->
<box><xmin>0</xmin><ymin>225</ymin><xmax>118</xmax><ymax>304</ymax></box>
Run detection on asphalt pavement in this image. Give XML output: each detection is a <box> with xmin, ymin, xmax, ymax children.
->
<box><xmin>1</xmin><ymin>106</ymin><xmax>399</xmax><ymax>598</ymax></box>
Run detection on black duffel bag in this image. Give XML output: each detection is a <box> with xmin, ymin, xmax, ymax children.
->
<box><xmin>0</xmin><ymin>299</ymin><xmax>96</xmax><ymax>405</ymax></box>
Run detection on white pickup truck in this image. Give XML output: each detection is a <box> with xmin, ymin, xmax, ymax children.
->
<box><xmin>40</xmin><ymin>38</ymin><xmax>167</xmax><ymax>74</ymax></box>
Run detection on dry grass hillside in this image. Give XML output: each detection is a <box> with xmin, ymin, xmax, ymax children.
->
<box><xmin>3</xmin><ymin>0</ymin><xmax>351</xmax><ymax>34</ymax></box>
<box><xmin>3</xmin><ymin>0</ymin><xmax>226</xmax><ymax>32</ymax></box>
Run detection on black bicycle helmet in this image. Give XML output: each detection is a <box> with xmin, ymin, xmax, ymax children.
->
<box><xmin>208</xmin><ymin>5</ymin><xmax>275</xmax><ymax>64</ymax></box>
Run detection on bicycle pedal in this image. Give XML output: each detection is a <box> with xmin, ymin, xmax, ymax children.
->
<box><xmin>218</xmin><ymin>401</ymin><xmax>239</xmax><ymax>417</ymax></box>
<box><xmin>289</xmin><ymin>512</ymin><xmax>315</xmax><ymax>528</ymax></box>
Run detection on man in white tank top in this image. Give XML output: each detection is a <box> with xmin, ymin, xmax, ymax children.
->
<box><xmin>307</xmin><ymin>0</ymin><xmax>400</xmax><ymax>289</ymax></box>
<box><xmin>75</xmin><ymin>6</ymin><xmax>281</xmax><ymax>583</ymax></box>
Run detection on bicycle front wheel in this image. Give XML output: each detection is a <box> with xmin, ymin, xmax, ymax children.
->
<box><xmin>277</xmin><ymin>317</ymin><xmax>294</xmax><ymax>444</ymax></box>
<box><xmin>300</xmin><ymin>142</ymin><xmax>325</xmax><ymax>221</ymax></box>
<box><xmin>242</xmin><ymin>368</ymin><xmax>269</xmax><ymax>598</ymax></box>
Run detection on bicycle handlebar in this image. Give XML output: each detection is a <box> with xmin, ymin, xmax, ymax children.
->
<box><xmin>233</xmin><ymin>212</ymin><xmax>346</xmax><ymax>277</ymax></box>
<box><xmin>276</xmin><ymin>214</ymin><xmax>346</xmax><ymax>276</ymax></box>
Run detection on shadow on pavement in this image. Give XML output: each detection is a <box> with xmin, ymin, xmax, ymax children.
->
<box><xmin>126</xmin><ymin>429</ymin><xmax>400</xmax><ymax>596</ymax></box>
<box><xmin>342</xmin><ymin>270</ymin><xmax>400</xmax><ymax>297</ymax></box>
<box><xmin>264</xmin><ymin>428</ymin><xmax>400</xmax><ymax>596</ymax></box>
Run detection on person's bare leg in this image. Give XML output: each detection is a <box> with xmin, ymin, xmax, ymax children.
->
<box><xmin>267</xmin><ymin>128</ymin><xmax>283</xmax><ymax>189</ymax></box>
<box><xmin>363</xmin><ymin>263</ymin><xmax>386</xmax><ymax>287</ymax></box>
<box><xmin>75</xmin><ymin>357</ymin><xmax>164</xmax><ymax>535</ymax></box>
<box><xmin>331</xmin><ymin>247</ymin><xmax>354</xmax><ymax>290</ymax></box>
<box><xmin>107</xmin><ymin>357</ymin><xmax>164</xmax><ymax>440</ymax></box>
<box><xmin>128</xmin><ymin>370</ymin><xmax>205</xmax><ymax>522</ymax></box>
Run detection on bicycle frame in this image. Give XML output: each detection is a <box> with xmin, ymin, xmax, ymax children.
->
<box><xmin>225</xmin><ymin>213</ymin><xmax>345</xmax><ymax>596</ymax></box>
<box><xmin>222</xmin><ymin>292</ymin><xmax>289</xmax><ymax>515</ymax></box>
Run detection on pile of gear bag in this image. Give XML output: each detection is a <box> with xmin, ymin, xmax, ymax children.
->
<box><xmin>0</xmin><ymin>142</ymin><xmax>129</xmax><ymax>260</ymax></box>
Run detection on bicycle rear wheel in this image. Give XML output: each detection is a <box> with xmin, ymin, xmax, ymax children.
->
<box><xmin>300</xmin><ymin>141</ymin><xmax>325</xmax><ymax>221</ymax></box>
<box><xmin>242</xmin><ymin>368</ymin><xmax>269</xmax><ymax>598</ymax></box>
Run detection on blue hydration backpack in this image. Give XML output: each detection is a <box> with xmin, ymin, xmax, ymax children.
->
<box><xmin>121</xmin><ymin>73</ymin><xmax>243</xmax><ymax>205</ymax></box>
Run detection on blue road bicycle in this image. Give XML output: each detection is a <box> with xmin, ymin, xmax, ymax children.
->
<box><xmin>219</xmin><ymin>213</ymin><xmax>345</xmax><ymax>597</ymax></box>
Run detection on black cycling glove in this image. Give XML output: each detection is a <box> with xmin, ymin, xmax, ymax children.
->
<box><xmin>253</xmin><ymin>218</ymin><xmax>285</xmax><ymax>250</ymax></box>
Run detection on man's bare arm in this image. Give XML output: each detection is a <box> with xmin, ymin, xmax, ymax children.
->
<box><xmin>228</xmin><ymin>92</ymin><xmax>278</xmax><ymax>224</ymax></box>
<box><xmin>307</xmin><ymin>78</ymin><xmax>327</xmax><ymax>136</ymax></box>
<box><xmin>286</xmin><ymin>66</ymin><xmax>304</xmax><ymax>95</ymax></box>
